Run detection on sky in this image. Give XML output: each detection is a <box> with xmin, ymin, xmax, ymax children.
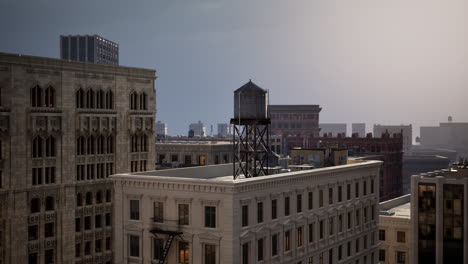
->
<box><xmin>1</xmin><ymin>0</ymin><xmax>468</xmax><ymax>137</ymax></box>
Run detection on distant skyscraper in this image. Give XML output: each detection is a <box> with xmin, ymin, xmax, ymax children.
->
<box><xmin>60</xmin><ymin>35</ymin><xmax>119</xmax><ymax>65</ymax></box>
<box><xmin>156</xmin><ymin>121</ymin><xmax>168</xmax><ymax>137</ymax></box>
<box><xmin>269</xmin><ymin>105</ymin><xmax>322</xmax><ymax>137</ymax></box>
<box><xmin>189</xmin><ymin>121</ymin><xmax>206</xmax><ymax>137</ymax></box>
<box><xmin>352</xmin><ymin>123</ymin><xmax>366</xmax><ymax>137</ymax></box>
<box><xmin>217</xmin><ymin>123</ymin><xmax>230</xmax><ymax>138</ymax></box>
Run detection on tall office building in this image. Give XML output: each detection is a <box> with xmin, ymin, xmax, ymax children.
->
<box><xmin>0</xmin><ymin>52</ymin><xmax>155</xmax><ymax>263</ymax></box>
<box><xmin>411</xmin><ymin>162</ymin><xmax>468</xmax><ymax>264</ymax></box>
<box><xmin>188</xmin><ymin>121</ymin><xmax>206</xmax><ymax>137</ymax></box>
<box><xmin>352</xmin><ymin>123</ymin><xmax>366</xmax><ymax>137</ymax></box>
<box><xmin>156</xmin><ymin>121</ymin><xmax>168</xmax><ymax>137</ymax></box>
<box><xmin>60</xmin><ymin>35</ymin><xmax>119</xmax><ymax>65</ymax></box>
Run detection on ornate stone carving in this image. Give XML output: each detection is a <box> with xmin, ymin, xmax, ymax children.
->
<box><xmin>28</xmin><ymin>241</ymin><xmax>40</xmax><ymax>253</ymax></box>
<box><xmin>91</xmin><ymin>117</ymin><xmax>99</xmax><ymax>132</ymax></box>
<box><xmin>44</xmin><ymin>239</ymin><xmax>56</xmax><ymax>249</ymax></box>
<box><xmin>44</xmin><ymin>212</ymin><xmax>56</xmax><ymax>222</ymax></box>
<box><xmin>28</xmin><ymin>214</ymin><xmax>40</xmax><ymax>224</ymax></box>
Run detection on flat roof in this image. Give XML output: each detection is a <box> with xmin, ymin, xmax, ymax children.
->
<box><xmin>111</xmin><ymin>160</ymin><xmax>382</xmax><ymax>184</ymax></box>
<box><xmin>382</xmin><ymin>202</ymin><xmax>410</xmax><ymax>219</ymax></box>
<box><xmin>379</xmin><ymin>194</ymin><xmax>411</xmax><ymax>219</ymax></box>
<box><xmin>156</xmin><ymin>140</ymin><xmax>232</xmax><ymax>146</ymax></box>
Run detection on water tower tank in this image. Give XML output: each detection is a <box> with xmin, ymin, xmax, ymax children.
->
<box><xmin>233</xmin><ymin>80</ymin><xmax>268</xmax><ymax>120</ymax></box>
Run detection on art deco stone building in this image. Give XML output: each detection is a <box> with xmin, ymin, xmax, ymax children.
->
<box><xmin>0</xmin><ymin>52</ymin><xmax>156</xmax><ymax>264</ymax></box>
<box><xmin>111</xmin><ymin>160</ymin><xmax>382</xmax><ymax>264</ymax></box>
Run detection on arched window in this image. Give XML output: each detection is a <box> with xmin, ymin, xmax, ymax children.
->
<box><xmin>96</xmin><ymin>191</ymin><xmax>103</xmax><ymax>204</ymax></box>
<box><xmin>87</xmin><ymin>136</ymin><xmax>95</xmax><ymax>155</ymax></box>
<box><xmin>97</xmin><ymin>135</ymin><xmax>105</xmax><ymax>154</ymax></box>
<box><xmin>85</xmin><ymin>192</ymin><xmax>93</xmax><ymax>205</ymax></box>
<box><xmin>76</xmin><ymin>88</ymin><xmax>85</xmax><ymax>108</ymax></box>
<box><xmin>45</xmin><ymin>136</ymin><xmax>55</xmax><ymax>157</ymax></box>
<box><xmin>105</xmin><ymin>90</ymin><xmax>113</xmax><ymax>109</ymax></box>
<box><xmin>32</xmin><ymin>136</ymin><xmax>43</xmax><ymax>158</ymax></box>
<box><xmin>106</xmin><ymin>135</ymin><xmax>114</xmax><ymax>154</ymax></box>
<box><xmin>44</xmin><ymin>86</ymin><xmax>55</xmax><ymax>107</ymax></box>
<box><xmin>139</xmin><ymin>93</ymin><xmax>147</xmax><ymax>110</ymax></box>
<box><xmin>131</xmin><ymin>135</ymin><xmax>138</xmax><ymax>152</ymax></box>
<box><xmin>130</xmin><ymin>91</ymin><xmax>138</xmax><ymax>110</ymax></box>
<box><xmin>140</xmin><ymin>134</ymin><xmax>148</xmax><ymax>152</ymax></box>
<box><xmin>77</xmin><ymin>136</ymin><xmax>85</xmax><ymax>155</ymax></box>
<box><xmin>45</xmin><ymin>196</ymin><xmax>55</xmax><ymax>211</ymax></box>
<box><xmin>86</xmin><ymin>89</ymin><xmax>95</xmax><ymax>109</ymax></box>
<box><xmin>76</xmin><ymin>193</ymin><xmax>83</xmax><ymax>207</ymax></box>
<box><xmin>31</xmin><ymin>85</ymin><xmax>42</xmax><ymax>107</ymax></box>
<box><xmin>96</xmin><ymin>90</ymin><xmax>105</xmax><ymax>109</ymax></box>
<box><xmin>31</xmin><ymin>198</ymin><xmax>41</xmax><ymax>213</ymax></box>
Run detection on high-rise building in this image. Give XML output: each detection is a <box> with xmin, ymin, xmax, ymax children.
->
<box><xmin>0</xmin><ymin>52</ymin><xmax>156</xmax><ymax>263</ymax></box>
<box><xmin>319</xmin><ymin>123</ymin><xmax>347</xmax><ymax>137</ymax></box>
<box><xmin>111</xmin><ymin>160</ymin><xmax>382</xmax><ymax>263</ymax></box>
<box><xmin>411</xmin><ymin>163</ymin><xmax>468</xmax><ymax>264</ymax></box>
<box><xmin>217</xmin><ymin>123</ymin><xmax>231</xmax><ymax>138</ymax></box>
<box><xmin>60</xmin><ymin>35</ymin><xmax>119</xmax><ymax>65</ymax></box>
<box><xmin>270</xmin><ymin>105</ymin><xmax>321</xmax><ymax>138</ymax></box>
<box><xmin>352</xmin><ymin>123</ymin><xmax>366</xmax><ymax>137</ymax></box>
<box><xmin>156</xmin><ymin>121</ymin><xmax>168</xmax><ymax>137</ymax></box>
<box><xmin>374</xmin><ymin>124</ymin><xmax>412</xmax><ymax>155</ymax></box>
<box><xmin>188</xmin><ymin>121</ymin><xmax>206</xmax><ymax>137</ymax></box>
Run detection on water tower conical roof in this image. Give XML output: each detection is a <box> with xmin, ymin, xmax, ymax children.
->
<box><xmin>234</xmin><ymin>79</ymin><xmax>267</xmax><ymax>93</ymax></box>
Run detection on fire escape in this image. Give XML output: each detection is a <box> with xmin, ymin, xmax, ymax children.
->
<box><xmin>150</xmin><ymin>222</ymin><xmax>183</xmax><ymax>264</ymax></box>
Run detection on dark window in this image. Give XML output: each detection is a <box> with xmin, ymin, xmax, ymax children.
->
<box><xmin>308</xmin><ymin>191</ymin><xmax>313</xmax><ymax>210</ymax></box>
<box><xmin>153</xmin><ymin>238</ymin><xmax>164</xmax><ymax>260</ymax></box>
<box><xmin>338</xmin><ymin>186</ymin><xmax>343</xmax><ymax>202</ymax></box>
<box><xmin>32</xmin><ymin>136</ymin><xmax>43</xmax><ymax>158</ymax></box>
<box><xmin>31</xmin><ymin>198</ymin><xmax>40</xmax><ymax>213</ymax></box>
<box><xmin>347</xmin><ymin>184</ymin><xmax>351</xmax><ymax>200</ymax></box>
<box><xmin>319</xmin><ymin>190</ymin><xmax>323</xmax><ymax>207</ymax></box>
<box><xmin>242</xmin><ymin>243</ymin><xmax>249</xmax><ymax>264</ymax></box>
<box><xmin>443</xmin><ymin>184</ymin><xmax>463</xmax><ymax>264</ymax></box>
<box><xmin>95</xmin><ymin>239</ymin><xmax>102</xmax><ymax>253</ymax></box>
<box><xmin>257</xmin><ymin>202</ymin><xmax>263</xmax><ymax>223</ymax></box>
<box><xmin>418</xmin><ymin>183</ymin><xmax>436</xmax><ymax>264</ymax></box>
<box><xmin>95</xmin><ymin>214</ymin><xmax>102</xmax><ymax>228</ymax></box>
<box><xmin>130</xmin><ymin>200</ymin><xmax>140</xmax><ymax>220</ymax></box>
<box><xmin>284</xmin><ymin>196</ymin><xmax>290</xmax><ymax>216</ymax></box>
<box><xmin>379</xmin><ymin>249</ymin><xmax>385</xmax><ymax>261</ymax></box>
<box><xmin>44</xmin><ymin>249</ymin><xmax>54</xmax><ymax>264</ymax></box>
<box><xmin>272</xmin><ymin>234</ymin><xmax>278</xmax><ymax>256</ymax></box>
<box><xmin>76</xmin><ymin>88</ymin><xmax>85</xmax><ymax>108</ymax></box>
<box><xmin>61</xmin><ymin>36</ymin><xmax>69</xmax><ymax>60</ymax></box>
<box><xmin>397</xmin><ymin>231</ymin><xmax>405</xmax><ymax>243</ymax></box>
<box><xmin>371</xmin><ymin>179</ymin><xmax>375</xmax><ymax>194</ymax></box>
<box><xmin>130</xmin><ymin>91</ymin><xmax>138</xmax><ymax>110</ymax></box>
<box><xmin>397</xmin><ymin>251</ymin><xmax>406</xmax><ymax>264</ymax></box>
<box><xmin>86</xmin><ymin>192</ymin><xmax>93</xmax><ymax>205</ymax></box>
<box><xmin>129</xmin><ymin>235</ymin><xmax>140</xmax><ymax>257</ymax></box>
<box><xmin>71</xmin><ymin>37</ymin><xmax>77</xmax><ymax>60</ymax></box>
<box><xmin>297</xmin><ymin>194</ymin><xmax>302</xmax><ymax>213</ymax></box>
<box><xmin>75</xmin><ymin>217</ymin><xmax>81</xmax><ymax>232</ymax></box>
<box><xmin>86</xmin><ymin>89</ymin><xmax>95</xmax><ymax>108</ymax></box>
<box><xmin>45</xmin><ymin>222</ymin><xmax>54</xmax><ymax>237</ymax></box>
<box><xmin>28</xmin><ymin>225</ymin><xmax>38</xmax><ymax>240</ymax></box>
<box><xmin>284</xmin><ymin>230</ymin><xmax>291</xmax><ymax>251</ymax></box>
<box><xmin>87</xmin><ymin>37</ymin><xmax>94</xmax><ymax>62</ymax></box>
<box><xmin>308</xmin><ymin>223</ymin><xmax>314</xmax><ymax>243</ymax></box>
<box><xmin>153</xmin><ymin>201</ymin><xmax>164</xmax><ymax>223</ymax></box>
<box><xmin>105</xmin><ymin>90</ymin><xmax>113</xmax><ymax>109</ymax></box>
<box><xmin>106</xmin><ymin>189</ymin><xmax>111</xmax><ymax>202</ymax></box>
<box><xmin>363</xmin><ymin>180</ymin><xmax>367</xmax><ymax>196</ymax></box>
<box><xmin>85</xmin><ymin>241</ymin><xmax>91</xmax><ymax>255</ymax></box>
<box><xmin>271</xmin><ymin>199</ymin><xmax>277</xmax><ymax>219</ymax></box>
<box><xmin>355</xmin><ymin>182</ymin><xmax>359</xmax><ymax>198</ymax></box>
<box><xmin>79</xmin><ymin>37</ymin><xmax>86</xmax><ymax>62</ymax></box>
<box><xmin>205</xmin><ymin>206</ymin><xmax>216</xmax><ymax>228</ymax></box>
<box><xmin>75</xmin><ymin>243</ymin><xmax>81</xmax><ymax>257</ymax></box>
<box><xmin>242</xmin><ymin>205</ymin><xmax>249</xmax><ymax>227</ymax></box>
<box><xmin>319</xmin><ymin>220</ymin><xmax>324</xmax><ymax>239</ymax></box>
<box><xmin>178</xmin><ymin>204</ymin><xmax>189</xmax><ymax>225</ymax></box>
<box><xmin>257</xmin><ymin>239</ymin><xmax>264</xmax><ymax>261</ymax></box>
<box><xmin>45</xmin><ymin>196</ymin><xmax>54</xmax><ymax>211</ymax></box>
<box><xmin>84</xmin><ymin>216</ymin><xmax>91</xmax><ymax>230</ymax></box>
<box><xmin>106</xmin><ymin>213</ymin><xmax>111</xmax><ymax>226</ymax></box>
<box><xmin>106</xmin><ymin>237</ymin><xmax>111</xmax><ymax>250</ymax></box>
<box><xmin>205</xmin><ymin>244</ymin><xmax>216</xmax><ymax>264</ymax></box>
<box><xmin>328</xmin><ymin>248</ymin><xmax>333</xmax><ymax>264</ymax></box>
<box><xmin>76</xmin><ymin>193</ymin><xmax>82</xmax><ymax>207</ymax></box>
<box><xmin>329</xmin><ymin>188</ymin><xmax>333</xmax><ymax>205</ymax></box>
<box><xmin>297</xmin><ymin>226</ymin><xmax>303</xmax><ymax>247</ymax></box>
<box><xmin>31</xmin><ymin>85</ymin><xmax>42</xmax><ymax>107</ymax></box>
<box><xmin>44</xmin><ymin>86</ymin><xmax>55</xmax><ymax>108</ymax></box>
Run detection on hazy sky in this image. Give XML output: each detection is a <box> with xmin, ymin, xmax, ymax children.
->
<box><xmin>1</xmin><ymin>0</ymin><xmax>467</xmax><ymax>137</ymax></box>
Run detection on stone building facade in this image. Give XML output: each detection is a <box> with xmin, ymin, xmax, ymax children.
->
<box><xmin>270</xmin><ymin>105</ymin><xmax>321</xmax><ymax>138</ymax></box>
<box><xmin>111</xmin><ymin>160</ymin><xmax>382</xmax><ymax>264</ymax></box>
<box><xmin>0</xmin><ymin>52</ymin><xmax>156</xmax><ymax>264</ymax></box>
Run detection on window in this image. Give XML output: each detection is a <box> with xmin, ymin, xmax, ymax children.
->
<box><xmin>241</xmin><ymin>205</ymin><xmax>249</xmax><ymax>227</ymax></box>
<box><xmin>364</xmin><ymin>207</ymin><xmax>368</xmax><ymax>223</ymax></box>
<box><xmin>329</xmin><ymin>188</ymin><xmax>333</xmax><ymax>205</ymax></box>
<box><xmin>106</xmin><ymin>213</ymin><xmax>111</xmax><ymax>226</ymax></box>
<box><xmin>45</xmin><ymin>196</ymin><xmax>54</xmax><ymax>211</ymax></box>
<box><xmin>297</xmin><ymin>227</ymin><xmax>303</xmax><ymax>247</ymax></box>
<box><xmin>29</xmin><ymin>225</ymin><xmax>39</xmax><ymax>240</ymax></box>
<box><xmin>347</xmin><ymin>184</ymin><xmax>351</xmax><ymax>200</ymax></box>
<box><xmin>205</xmin><ymin>244</ymin><xmax>216</xmax><ymax>264</ymax></box>
<box><xmin>96</xmin><ymin>191</ymin><xmax>103</xmax><ymax>204</ymax></box>
<box><xmin>396</xmin><ymin>251</ymin><xmax>406</xmax><ymax>264</ymax></box>
<box><xmin>130</xmin><ymin>200</ymin><xmax>140</xmax><ymax>220</ymax></box>
<box><xmin>45</xmin><ymin>167</ymin><xmax>55</xmax><ymax>184</ymax></box>
<box><xmin>257</xmin><ymin>202</ymin><xmax>263</xmax><ymax>223</ymax></box>
<box><xmin>44</xmin><ymin>249</ymin><xmax>54</xmax><ymax>264</ymax></box>
<box><xmin>31</xmin><ymin>198</ymin><xmax>40</xmax><ymax>213</ymax></box>
<box><xmin>379</xmin><ymin>230</ymin><xmax>385</xmax><ymax>241</ymax></box>
<box><xmin>284</xmin><ymin>230</ymin><xmax>291</xmax><ymax>251</ymax></box>
<box><xmin>106</xmin><ymin>189</ymin><xmax>111</xmax><ymax>202</ymax></box>
<box><xmin>45</xmin><ymin>222</ymin><xmax>54</xmax><ymax>237</ymax></box>
<box><xmin>347</xmin><ymin>242</ymin><xmax>351</xmax><ymax>257</ymax></box>
<box><xmin>29</xmin><ymin>253</ymin><xmax>38</xmax><ymax>264</ymax></box>
<box><xmin>178</xmin><ymin>204</ymin><xmax>189</xmax><ymax>225</ymax></box>
<box><xmin>77</xmin><ymin>136</ymin><xmax>85</xmax><ymax>155</ymax></box>
<box><xmin>308</xmin><ymin>191</ymin><xmax>313</xmax><ymax>210</ymax></box>
<box><xmin>32</xmin><ymin>168</ymin><xmax>42</xmax><ymax>185</ymax></box>
<box><xmin>338</xmin><ymin>186</ymin><xmax>342</xmax><ymax>202</ymax></box>
<box><xmin>308</xmin><ymin>223</ymin><xmax>315</xmax><ymax>243</ymax></box>
<box><xmin>319</xmin><ymin>190</ymin><xmax>323</xmax><ymax>207</ymax></box>
<box><xmin>257</xmin><ymin>239</ymin><xmax>264</xmax><ymax>261</ymax></box>
<box><xmin>95</xmin><ymin>214</ymin><xmax>102</xmax><ymax>228</ymax></box>
<box><xmin>285</xmin><ymin>196</ymin><xmax>290</xmax><ymax>216</ymax></box>
<box><xmin>75</xmin><ymin>217</ymin><xmax>81</xmax><ymax>232</ymax></box>
<box><xmin>130</xmin><ymin>91</ymin><xmax>138</xmax><ymax>110</ymax></box>
<box><xmin>86</xmin><ymin>89</ymin><xmax>95</xmax><ymax>108</ymax></box>
<box><xmin>86</xmin><ymin>192</ymin><xmax>93</xmax><ymax>205</ymax></box>
<box><xmin>84</xmin><ymin>216</ymin><xmax>91</xmax><ymax>230</ymax></box>
<box><xmin>379</xmin><ymin>249</ymin><xmax>385</xmax><ymax>262</ymax></box>
<box><xmin>205</xmin><ymin>206</ymin><xmax>216</xmax><ymax>228</ymax></box>
<box><xmin>355</xmin><ymin>238</ymin><xmax>359</xmax><ymax>253</ymax></box>
<box><xmin>297</xmin><ymin>194</ymin><xmax>302</xmax><ymax>213</ymax></box>
<box><xmin>329</xmin><ymin>217</ymin><xmax>334</xmax><ymax>236</ymax></box>
<box><xmin>356</xmin><ymin>209</ymin><xmax>360</xmax><ymax>226</ymax></box>
<box><xmin>76</xmin><ymin>243</ymin><xmax>81</xmax><ymax>258</ymax></box>
<box><xmin>32</xmin><ymin>136</ymin><xmax>43</xmax><ymax>158</ymax></box>
<box><xmin>371</xmin><ymin>179</ymin><xmax>374</xmax><ymax>194</ymax></box>
<box><xmin>76</xmin><ymin>193</ymin><xmax>82</xmax><ymax>207</ymax></box>
<box><xmin>105</xmin><ymin>90</ymin><xmax>113</xmax><ymax>109</ymax></box>
<box><xmin>347</xmin><ymin>212</ymin><xmax>352</xmax><ymax>229</ymax></box>
<box><xmin>272</xmin><ymin>234</ymin><xmax>278</xmax><ymax>256</ymax></box>
<box><xmin>95</xmin><ymin>239</ymin><xmax>102</xmax><ymax>253</ymax></box>
<box><xmin>85</xmin><ymin>241</ymin><xmax>91</xmax><ymax>255</ymax></box>
<box><xmin>96</xmin><ymin>90</ymin><xmax>104</xmax><ymax>109</ymax></box>
<box><xmin>363</xmin><ymin>180</ymin><xmax>367</xmax><ymax>196</ymax></box>
<box><xmin>153</xmin><ymin>238</ymin><xmax>164</xmax><ymax>260</ymax></box>
<box><xmin>31</xmin><ymin>85</ymin><xmax>42</xmax><ymax>107</ymax></box>
<box><xmin>97</xmin><ymin>135</ymin><xmax>105</xmax><ymax>154</ymax></box>
<box><xmin>179</xmin><ymin>241</ymin><xmax>190</xmax><ymax>264</ymax></box>
<box><xmin>45</xmin><ymin>136</ymin><xmax>55</xmax><ymax>157</ymax></box>
<box><xmin>44</xmin><ymin>86</ymin><xmax>55</xmax><ymax>107</ymax></box>
<box><xmin>338</xmin><ymin>245</ymin><xmax>343</xmax><ymax>260</ymax></box>
<box><xmin>139</xmin><ymin>92</ymin><xmax>147</xmax><ymax>110</ymax></box>
<box><xmin>319</xmin><ymin>220</ymin><xmax>324</xmax><ymax>239</ymax></box>
<box><xmin>106</xmin><ymin>236</ymin><xmax>111</xmax><ymax>250</ymax></box>
<box><xmin>76</xmin><ymin>88</ymin><xmax>85</xmax><ymax>108</ymax></box>
<box><xmin>397</xmin><ymin>231</ymin><xmax>406</xmax><ymax>243</ymax></box>
<box><xmin>355</xmin><ymin>182</ymin><xmax>359</xmax><ymax>198</ymax></box>
<box><xmin>271</xmin><ymin>199</ymin><xmax>277</xmax><ymax>219</ymax></box>
<box><xmin>328</xmin><ymin>249</ymin><xmax>333</xmax><ymax>264</ymax></box>
<box><xmin>338</xmin><ymin>214</ymin><xmax>343</xmax><ymax>233</ymax></box>
<box><xmin>154</xmin><ymin>201</ymin><xmax>164</xmax><ymax>223</ymax></box>
<box><xmin>129</xmin><ymin>235</ymin><xmax>140</xmax><ymax>257</ymax></box>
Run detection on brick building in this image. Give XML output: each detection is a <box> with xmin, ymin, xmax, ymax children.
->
<box><xmin>285</xmin><ymin>133</ymin><xmax>403</xmax><ymax>201</ymax></box>
<box><xmin>0</xmin><ymin>52</ymin><xmax>156</xmax><ymax>264</ymax></box>
<box><xmin>269</xmin><ymin>105</ymin><xmax>321</xmax><ymax>138</ymax></box>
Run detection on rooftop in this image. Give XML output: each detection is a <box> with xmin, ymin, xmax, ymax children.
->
<box><xmin>379</xmin><ymin>194</ymin><xmax>411</xmax><ymax>219</ymax></box>
<box><xmin>156</xmin><ymin>140</ymin><xmax>232</xmax><ymax>146</ymax></box>
<box><xmin>111</xmin><ymin>160</ymin><xmax>382</xmax><ymax>185</ymax></box>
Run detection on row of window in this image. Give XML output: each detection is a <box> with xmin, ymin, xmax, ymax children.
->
<box><xmin>75</xmin><ymin>213</ymin><xmax>111</xmax><ymax>232</ymax></box>
<box><xmin>241</xmin><ymin>181</ymin><xmax>375</xmax><ymax>228</ymax></box>
<box><xmin>128</xmin><ymin>235</ymin><xmax>194</xmax><ymax>264</ymax></box>
<box><xmin>241</xmin><ymin>231</ymin><xmax>377</xmax><ymax>264</ymax></box>
<box><xmin>75</xmin><ymin>237</ymin><xmax>112</xmax><ymax>258</ymax></box>
<box><xmin>28</xmin><ymin>222</ymin><xmax>55</xmax><ymax>241</ymax></box>
<box><xmin>130</xmin><ymin>160</ymin><xmax>148</xmax><ymax>173</ymax></box>
<box><xmin>129</xmin><ymin>91</ymin><xmax>148</xmax><ymax>110</ymax></box>
<box><xmin>32</xmin><ymin>167</ymin><xmax>56</xmax><ymax>185</ymax></box>
<box><xmin>28</xmin><ymin>249</ymin><xmax>55</xmax><ymax>264</ymax></box>
<box><xmin>32</xmin><ymin>136</ymin><xmax>56</xmax><ymax>158</ymax></box>
<box><xmin>77</xmin><ymin>135</ymin><xmax>114</xmax><ymax>155</ymax></box>
<box><xmin>76</xmin><ymin>88</ymin><xmax>114</xmax><ymax>109</ymax></box>
<box><xmin>31</xmin><ymin>85</ymin><xmax>55</xmax><ymax>108</ymax></box>
<box><xmin>76</xmin><ymin>190</ymin><xmax>112</xmax><ymax>207</ymax></box>
<box><xmin>378</xmin><ymin>229</ymin><xmax>406</xmax><ymax>243</ymax></box>
<box><xmin>30</xmin><ymin>197</ymin><xmax>55</xmax><ymax>213</ymax></box>
<box><xmin>130</xmin><ymin>134</ymin><xmax>149</xmax><ymax>153</ymax></box>
<box><xmin>76</xmin><ymin>163</ymin><xmax>114</xmax><ymax>181</ymax></box>
<box><xmin>379</xmin><ymin>249</ymin><xmax>406</xmax><ymax>264</ymax></box>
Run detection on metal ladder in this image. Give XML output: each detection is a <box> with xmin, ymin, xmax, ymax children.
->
<box><xmin>158</xmin><ymin>233</ymin><xmax>176</xmax><ymax>264</ymax></box>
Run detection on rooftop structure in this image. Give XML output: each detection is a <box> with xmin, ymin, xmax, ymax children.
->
<box><xmin>319</xmin><ymin>123</ymin><xmax>347</xmax><ymax>137</ymax></box>
<box><xmin>111</xmin><ymin>159</ymin><xmax>382</xmax><ymax>264</ymax></box>
<box><xmin>270</xmin><ymin>105</ymin><xmax>321</xmax><ymax>138</ymax></box>
<box><xmin>60</xmin><ymin>34</ymin><xmax>119</xmax><ymax>65</ymax></box>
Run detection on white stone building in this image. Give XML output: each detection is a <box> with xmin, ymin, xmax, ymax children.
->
<box><xmin>111</xmin><ymin>160</ymin><xmax>382</xmax><ymax>264</ymax></box>
<box><xmin>378</xmin><ymin>194</ymin><xmax>412</xmax><ymax>264</ymax></box>
<box><xmin>156</xmin><ymin>121</ymin><xmax>168</xmax><ymax>137</ymax></box>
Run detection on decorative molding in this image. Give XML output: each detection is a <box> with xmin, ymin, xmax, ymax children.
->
<box><xmin>26</xmin><ymin>68</ymin><xmax>60</xmax><ymax>76</ymax></box>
